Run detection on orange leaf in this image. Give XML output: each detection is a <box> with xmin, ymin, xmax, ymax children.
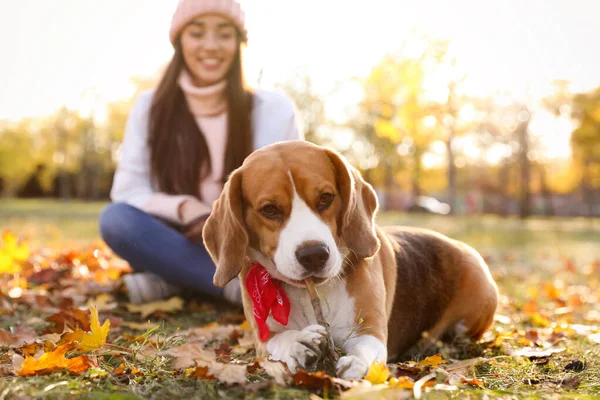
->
<box><xmin>186</xmin><ymin>366</ymin><xmax>216</xmax><ymax>380</ymax></box>
<box><xmin>543</xmin><ymin>282</ymin><xmax>562</xmax><ymax>301</ymax></box>
<box><xmin>462</xmin><ymin>377</ymin><xmax>484</xmax><ymax>387</ymax></box>
<box><xmin>388</xmin><ymin>376</ymin><xmax>415</xmax><ymax>389</ymax></box>
<box><xmin>417</xmin><ymin>354</ymin><xmax>445</xmax><ymax>368</ymax></box>
<box><xmin>523</xmin><ymin>300</ymin><xmax>538</xmax><ymax>315</ymax></box>
<box><xmin>17</xmin><ymin>344</ymin><xmax>96</xmax><ymax>376</ymax></box>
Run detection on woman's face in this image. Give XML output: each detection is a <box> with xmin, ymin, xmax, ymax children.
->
<box><xmin>180</xmin><ymin>14</ymin><xmax>238</xmax><ymax>87</ymax></box>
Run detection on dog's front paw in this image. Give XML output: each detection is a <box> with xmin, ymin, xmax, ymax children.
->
<box><xmin>267</xmin><ymin>324</ymin><xmax>327</xmax><ymax>373</ymax></box>
<box><xmin>336</xmin><ymin>355</ymin><xmax>369</xmax><ymax>380</ymax></box>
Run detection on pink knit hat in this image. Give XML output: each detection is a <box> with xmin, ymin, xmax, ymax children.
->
<box><xmin>169</xmin><ymin>0</ymin><xmax>248</xmax><ymax>45</ymax></box>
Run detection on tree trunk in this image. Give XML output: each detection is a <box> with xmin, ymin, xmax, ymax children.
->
<box><xmin>499</xmin><ymin>158</ymin><xmax>510</xmax><ymax>216</ymax></box>
<box><xmin>583</xmin><ymin>157</ymin><xmax>594</xmax><ymax>218</ymax></box>
<box><xmin>539</xmin><ymin>164</ymin><xmax>554</xmax><ymax>216</ymax></box>
<box><xmin>517</xmin><ymin>114</ymin><xmax>530</xmax><ymax>220</ymax></box>
<box><xmin>445</xmin><ymin>133</ymin><xmax>456</xmax><ymax>214</ymax></box>
<box><xmin>412</xmin><ymin>151</ymin><xmax>422</xmax><ymax>200</ymax></box>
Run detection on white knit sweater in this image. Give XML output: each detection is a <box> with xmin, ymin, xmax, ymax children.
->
<box><xmin>110</xmin><ymin>88</ymin><xmax>303</xmax><ymax>224</ymax></box>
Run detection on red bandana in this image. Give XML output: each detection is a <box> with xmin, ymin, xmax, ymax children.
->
<box><xmin>245</xmin><ymin>263</ymin><xmax>290</xmax><ymax>342</ymax></box>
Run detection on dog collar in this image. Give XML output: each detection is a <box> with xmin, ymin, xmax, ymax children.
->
<box><xmin>245</xmin><ymin>263</ymin><xmax>290</xmax><ymax>342</ymax></box>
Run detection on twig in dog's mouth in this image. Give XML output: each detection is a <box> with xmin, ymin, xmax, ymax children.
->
<box><xmin>304</xmin><ymin>278</ymin><xmax>340</xmax><ymax>375</ymax></box>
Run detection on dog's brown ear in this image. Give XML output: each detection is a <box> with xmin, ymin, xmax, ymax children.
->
<box><xmin>326</xmin><ymin>149</ymin><xmax>380</xmax><ymax>259</ymax></box>
<box><xmin>203</xmin><ymin>168</ymin><xmax>249</xmax><ymax>287</ymax></box>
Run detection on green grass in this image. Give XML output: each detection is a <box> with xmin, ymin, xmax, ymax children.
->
<box><xmin>0</xmin><ymin>199</ymin><xmax>107</xmax><ymax>246</ymax></box>
<box><xmin>1</xmin><ymin>199</ymin><xmax>600</xmax><ymax>399</ymax></box>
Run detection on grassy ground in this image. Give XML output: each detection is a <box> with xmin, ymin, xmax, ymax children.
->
<box><xmin>1</xmin><ymin>199</ymin><xmax>600</xmax><ymax>399</ymax></box>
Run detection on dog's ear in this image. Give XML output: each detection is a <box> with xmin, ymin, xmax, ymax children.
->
<box><xmin>203</xmin><ymin>168</ymin><xmax>249</xmax><ymax>287</ymax></box>
<box><xmin>325</xmin><ymin>149</ymin><xmax>380</xmax><ymax>259</ymax></box>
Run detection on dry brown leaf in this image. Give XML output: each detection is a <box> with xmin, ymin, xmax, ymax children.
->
<box><xmin>514</xmin><ymin>346</ymin><xmax>566</xmax><ymax>359</ymax></box>
<box><xmin>43</xmin><ymin>308</ymin><xmax>90</xmax><ymax>334</ymax></box>
<box><xmin>186</xmin><ymin>365</ymin><xmax>217</xmax><ymax>380</ymax></box>
<box><xmin>257</xmin><ymin>360</ymin><xmax>291</xmax><ymax>386</ymax></box>
<box><xmin>0</xmin><ymin>326</ymin><xmax>37</xmax><ymax>347</ymax></box>
<box><xmin>126</xmin><ymin>297</ymin><xmax>184</xmax><ymax>319</ymax></box>
<box><xmin>87</xmin><ymin>294</ymin><xmax>117</xmax><ymax>312</ymax></box>
<box><xmin>160</xmin><ymin>343</ymin><xmax>216</xmax><ymax>369</ymax></box>
<box><xmin>292</xmin><ymin>370</ymin><xmax>355</xmax><ymax>392</ymax></box>
<box><xmin>120</xmin><ymin>321</ymin><xmax>159</xmax><ymax>331</ymax></box>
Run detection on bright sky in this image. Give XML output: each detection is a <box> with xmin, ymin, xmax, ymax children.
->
<box><xmin>1</xmin><ymin>0</ymin><xmax>599</xmax><ymax>158</ymax></box>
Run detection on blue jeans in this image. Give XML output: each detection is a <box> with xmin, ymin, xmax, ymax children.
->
<box><xmin>99</xmin><ymin>203</ymin><xmax>224</xmax><ymax>298</ymax></box>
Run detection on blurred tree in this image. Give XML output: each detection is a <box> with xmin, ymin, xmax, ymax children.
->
<box><xmin>570</xmin><ymin>86</ymin><xmax>600</xmax><ymax>217</ymax></box>
<box><xmin>360</xmin><ymin>51</ymin><xmax>435</xmax><ymax>201</ymax></box>
<box><xmin>0</xmin><ymin>119</ymin><xmax>37</xmax><ymax>194</ymax></box>
<box><xmin>276</xmin><ymin>71</ymin><xmax>325</xmax><ymax>144</ymax></box>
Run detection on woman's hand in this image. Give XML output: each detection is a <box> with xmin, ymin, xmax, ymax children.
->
<box><xmin>184</xmin><ymin>213</ymin><xmax>210</xmax><ymax>244</ymax></box>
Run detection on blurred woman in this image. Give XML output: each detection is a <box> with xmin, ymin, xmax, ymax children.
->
<box><xmin>99</xmin><ymin>0</ymin><xmax>302</xmax><ymax>304</ymax></box>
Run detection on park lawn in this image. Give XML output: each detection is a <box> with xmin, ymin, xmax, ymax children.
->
<box><xmin>0</xmin><ymin>199</ymin><xmax>599</xmax><ymax>399</ymax></box>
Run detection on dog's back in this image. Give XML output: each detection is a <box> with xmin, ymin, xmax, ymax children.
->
<box><xmin>379</xmin><ymin>226</ymin><xmax>498</xmax><ymax>359</ymax></box>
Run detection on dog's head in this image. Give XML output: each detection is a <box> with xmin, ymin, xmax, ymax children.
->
<box><xmin>203</xmin><ymin>141</ymin><xmax>380</xmax><ymax>287</ymax></box>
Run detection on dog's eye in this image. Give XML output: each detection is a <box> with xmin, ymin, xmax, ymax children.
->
<box><xmin>317</xmin><ymin>193</ymin><xmax>334</xmax><ymax>211</ymax></box>
<box><xmin>260</xmin><ymin>204</ymin><xmax>281</xmax><ymax>220</ymax></box>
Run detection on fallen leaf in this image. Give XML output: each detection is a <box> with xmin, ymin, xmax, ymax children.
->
<box><xmin>461</xmin><ymin>377</ymin><xmax>484</xmax><ymax>387</ymax></box>
<box><xmin>43</xmin><ymin>308</ymin><xmax>90</xmax><ymax>334</ymax></box>
<box><xmin>292</xmin><ymin>370</ymin><xmax>354</xmax><ymax>392</ymax></box>
<box><xmin>388</xmin><ymin>376</ymin><xmax>415</xmax><ymax>389</ymax></box>
<box><xmin>120</xmin><ymin>321</ymin><xmax>159</xmax><ymax>331</ymax></box>
<box><xmin>78</xmin><ymin>306</ymin><xmax>110</xmax><ymax>351</ymax></box>
<box><xmin>126</xmin><ymin>297</ymin><xmax>184</xmax><ymax>319</ymax></box>
<box><xmin>257</xmin><ymin>360</ymin><xmax>291</xmax><ymax>386</ymax></box>
<box><xmin>564</xmin><ymin>360</ymin><xmax>585</xmax><ymax>372</ymax></box>
<box><xmin>417</xmin><ymin>354</ymin><xmax>445</xmax><ymax>368</ymax></box>
<box><xmin>0</xmin><ymin>326</ymin><xmax>38</xmax><ymax>347</ymax></box>
<box><xmin>186</xmin><ymin>365</ymin><xmax>216</xmax><ymax>380</ymax></box>
<box><xmin>529</xmin><ymin>313</ymin><xmax>551</xmax><ymax>327</ymax></box>
<box><xmin>160</xmin><ymin>343</ymin><xmax>217</xmax><ymax>369</ymax></box>
<box><xmin>0</xmin><ymin>232</ymin><xmax>30</xmax><ymax>274</ymax></box>
<box><xmin>87</xmin><ymin>294</ymin><xmax>117</xmax><ymax>312</ymax></box>
<box><xmin>364</xmin><ymin>361</ymin><xmax>390</xmax><ymax>384</ymax></box>
<box><xmin>239</xmin><ymin>320</ymin><xmax>252</xmax><ymax>332</ymax></box>
<box><xmin>561</xmin><ymin>376</ymin><xmax>581</xmax><ymax>389</ymax></box>
<box><xmin>514</xmin><ymin>346</ymin><xmax>566</xmax><ymax>359</ymax></box>
<box><xmin>17</xmin><ymin>344</ymin><xmax>97</xmax><ymax>376</ymax></box>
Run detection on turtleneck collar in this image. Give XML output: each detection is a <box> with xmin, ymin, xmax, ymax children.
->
<box><xmin>178</xmin><ymin>69</ymin><xmax>227</xmax><ymax>117</ymax></box>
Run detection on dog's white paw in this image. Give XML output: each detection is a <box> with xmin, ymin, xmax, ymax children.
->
<box><xmin>336</xmin><ymin>355</ymin><xmax>369</xmax><ymax>380</ymax></box>
<box><xmin>267</xmin><ymin>324</ymin><xmax>327</xmax><ymax>373</ymax></box>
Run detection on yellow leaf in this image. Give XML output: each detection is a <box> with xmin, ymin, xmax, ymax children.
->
<box><xmin>0</xmin><ymin>251</ymin><xmax>16</xmax><ymax>274</ymax></box>
<box><xmin>530</xmin><ymin>312</ymin><xmax>551</xmax><ymax>328</ymax></box>
<box><xmin>238</xmin><ymin>320</ymin><xmax>252</xmax><ymax>333</ymax></box>
<box><xmin>417</xmin><ymin>354</ymin><xmax>445</xmax><ymax>368</ymax></box>
<box><xmin>2</xmin><ymin>232</ymin><xmax>30</xmax><ymax>261</ymax></box>
<box><xmin>364</xmin><ymin>361</ymin><xmax>390</xmax><ymax>384</ymax></box>
<box><xmin>78</xmin><ymin>306</ymin><xmax>110</xmax><ymax>352</ymax></box>
<box><xmin>126</xmin><ymin>297</ymin><xmax>184</xmax><ymax>319</ymax></box>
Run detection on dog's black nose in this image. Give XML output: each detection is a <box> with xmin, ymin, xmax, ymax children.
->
<box><xmin>295</xmin><ymin>244</ymin><xmax>330</xmax><ymax>272</ymax></box>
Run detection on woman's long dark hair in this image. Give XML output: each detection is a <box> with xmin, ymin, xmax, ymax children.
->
<box><xmin>148</xmin><ymin>36</ymin><xmax>253</xmax><ymax>198</ymax></box>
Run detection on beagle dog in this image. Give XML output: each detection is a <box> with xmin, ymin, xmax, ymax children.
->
<box><xmin>203</xmin><ymin>141</ymin><xmax>498</xmax><ymax>379</ymax></box>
